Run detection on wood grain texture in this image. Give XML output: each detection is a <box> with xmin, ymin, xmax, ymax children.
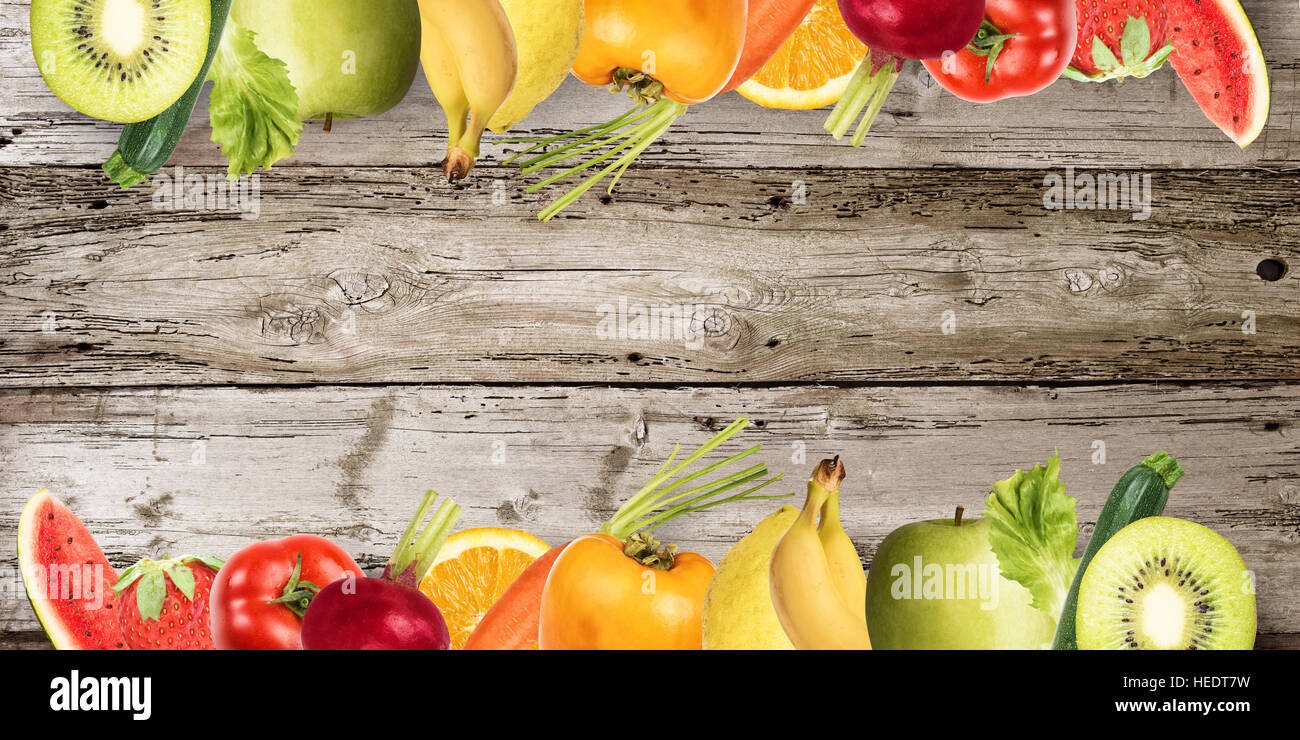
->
<box><xmin>0</xmin><ymin>383</ymin><xmax>1297</xmax><ymax>648</ymax></box>
<box><xmin>0</xmin><ymin>0</ymin><xmax>1296</xmax><ymax>171</ymax></box>
<box><xmin>2</xmin><ymin>166</ymin><xmax>1296</xmax><ymax>386</ymax></box>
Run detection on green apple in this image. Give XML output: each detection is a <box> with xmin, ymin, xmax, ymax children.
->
<box><xmin>866</xmin><ymin>510</ymin><xmax>1055</xmax><ymax>649</ymax></box>
<box><xmin>230</xmin><ymin>0</ymin><xmax>420</xmax><ymax>121</ymax></box>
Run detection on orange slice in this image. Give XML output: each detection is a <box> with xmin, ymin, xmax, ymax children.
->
<box><xmin>737</xmin><ymin>0</ymin><xmax>868</xmax><ymax>110</ymax></box>
<box><xmin>418</xmin><ymin>527</ymin><xmax>551</xmax><ymax>649</ymax></box>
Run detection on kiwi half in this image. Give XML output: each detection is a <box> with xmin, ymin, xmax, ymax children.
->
<box><xmin>31</xmin><ymin>0</ymin><xmax>211</xmax><ymax>123</ymax></box>
<box><xmin>1077</xmin><ymin>516</ymin><xmax>1256</xmax><ymax>650</ymax></box>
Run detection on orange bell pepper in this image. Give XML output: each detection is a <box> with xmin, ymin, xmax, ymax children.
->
<box><xmin>572</xmin><ymin>0</ymin><xmax>749</xmax><ymax>105</ymax></box>
<box><xmin>539</xmin><ymin>533</ymin><xmax>716</xmax><ymax>649</ymax></box>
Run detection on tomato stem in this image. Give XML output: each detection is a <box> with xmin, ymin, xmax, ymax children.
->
<box><xmin>965</xmin><ymin>18</ymin><xmax>1020</xmax><ymax>84</ymax></box>
<box><xmin>825</xmin><ymin>50</ymin><xmax>903</xmax><ymax>147</ymax></box>
<box><xmin>600</xmin><ymin>417</ymin><xmax>790</xmax><ymax>541</ymax></box>
<box><xmin>265</xmin><ymin>553</ymin><xmax>321</xmax><ymax>619</ymax></box>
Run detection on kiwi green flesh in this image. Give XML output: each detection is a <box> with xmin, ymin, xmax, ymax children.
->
<box><xmin>1077</xmin><ymin>517</ymin><xmax>1256</xmax><ymax>650</ymax></box>
<box><xmin>31</xmin><ymin>0</ymin><xmax>210</xmax><ymax>123</ymax></box>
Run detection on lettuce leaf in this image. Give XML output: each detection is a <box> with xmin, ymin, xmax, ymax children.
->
<box><xmin>207</xmin><ymin>20</ymin><xmax>302</xmax><ymax>178</ymax></box>
<box><xmin>983</xmin><ymin>453</ymin><xmax>1080</xmax><ymax>621</ymax></box>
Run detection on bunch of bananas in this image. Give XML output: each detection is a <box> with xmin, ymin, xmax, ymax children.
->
<box><xmin>770</xmin><ymin>457</ymin><xmax>872</xmax><ymax>649</ymax></box>
<box><xmin>416</xmin><ymin>0</ymin><xmax>517</xmax><ymax>182</ymax></box>
<box><xmin>416</xmin><ymin>0</ymin><xmax>584</xmax><ymax>183</ymax></box>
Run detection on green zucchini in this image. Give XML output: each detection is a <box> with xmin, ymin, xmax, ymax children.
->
<box><xmin>102</xmin><ymin>0</ymin><xmax>233</xmax><ymax>188</ymax></box>
<box><xmin>1051</xmin><ymin>451</ymin><xmax>1185</xmax><ymax>649</ymax></box>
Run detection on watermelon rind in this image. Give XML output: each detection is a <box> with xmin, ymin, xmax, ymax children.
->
<box><xmin>1169</xmin><ymin>0</ymin><xmax>1270</xmax><ymax>147</ymax></box>
<box><xmin>17</xmin><ymin>489</ymin><xmax>124</xmax><ymax>650</ymax></box>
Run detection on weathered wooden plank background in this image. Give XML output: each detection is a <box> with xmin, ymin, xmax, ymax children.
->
<box><xmin>2</xmin><ymin>166</ymin><xmax>1298</xmax><ymax>385</ymax></box>
<box><xmin>1</xmin><ymin>1</ymin><xmax>1297</xmax><ymax>648</ymax></box>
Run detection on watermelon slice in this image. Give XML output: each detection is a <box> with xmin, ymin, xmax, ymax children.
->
<box><xmin>17</xmin><ymin>490</ymin><xmax>127</xmax><ymax>649</ymax></box>
<box><xmin>1167</xmin><ymin>0</ymin><xmax>1270</xmax><ymax>147</ymax></box>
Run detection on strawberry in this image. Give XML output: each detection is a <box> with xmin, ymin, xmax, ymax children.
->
<box><xmin>1065</xmin><ymin>0</ymin><xmax>1176</xmax><ymax>82</ymax></box>
<box><xmin>114</xmin><ymin>555</ymin><xmax>224</xmax><ymax>650</ymax></box>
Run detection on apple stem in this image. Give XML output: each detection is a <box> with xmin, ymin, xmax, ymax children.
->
<box><xmin>324</xmin><ymin>113</ymin><xmax>333</xmax><ymax>133</ymax></box>
<box><xmin>954</xmin><ymin>506</ymin><xmax>964</xmax><ymax>527</ymax></box>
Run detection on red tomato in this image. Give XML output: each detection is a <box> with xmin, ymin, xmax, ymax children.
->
<box><xmin>209</xmin><ymin>534</ymin><xmax>360</xmax><ymax>650</ymax></box>
<box><xmin>922</xmin><ymin>0</ymin><xmax>1077</xmax><ymax>102</ymax></box>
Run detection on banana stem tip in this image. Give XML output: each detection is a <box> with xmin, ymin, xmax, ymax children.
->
<box><xmin>813</xmin><ymin>456</ymin><xmax>845</xmax><ymax>490</ymax></box>
<box><xmin>442</xmin><ymin>148</ymin><xmax>475</xmax><ymax>183</ymax></box>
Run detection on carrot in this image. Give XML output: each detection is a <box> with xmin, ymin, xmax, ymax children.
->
<box><xmin>463</xmin><ymin>542</ymin><xmax>569</xmax><ymax>650</ymax></box>
<box><xmin>721</xmin><ymin>0</ymin><xmax>821</xmax><ymax>93</ymax></box>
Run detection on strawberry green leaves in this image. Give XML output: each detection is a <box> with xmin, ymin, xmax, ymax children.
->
<box><xmin>207</xmin><ymin>19</ymin><xmax>302</xmax><ymax>178</ymax></box>
<box><xmin>1118</xmin><ymin>15</ymin><xmax>1153</xmax><ymax>68</ymax></box>
<box><xmin>1088</xmin><ymin>38</ymin><xmax>1123</xmax><ymax>74</ymax></box>
<box><xmin>1064</xmin><ymin>9</ymin><xmax>1176</xmax><ymax>83</ymax></box>
<box><xmin>983</xmin><ymin>454</ymin><xmax>1080</xmax><ymax>621</ymax></box>
<box><xmin>114</xmin><ymin>556</ymin><xmax>225</xmax><ymax>621</ymax></box>
<box><xmin>165</xmin><ymin>562</ymin><xmax>196</xmax><ymax>601</ymax></box>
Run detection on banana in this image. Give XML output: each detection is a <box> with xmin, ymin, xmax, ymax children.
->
<box><xmin>419</xmin><ymin>17</ymin><xmax>469</xmax><ymax>163</ymax></box>
<box><xmin>417</xmin><ymin>0</ymin><xmax>517</xmax><ymax>181</ymax></box>
<box><xmin>816</xmin><ymin>458</ymin><xmax>868</xmax><ymax>623</ymax></box>
<box><xmin>769</xmin><ymin>457</ymin><xmax>872</xmax><ymax>650</ymax></box>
